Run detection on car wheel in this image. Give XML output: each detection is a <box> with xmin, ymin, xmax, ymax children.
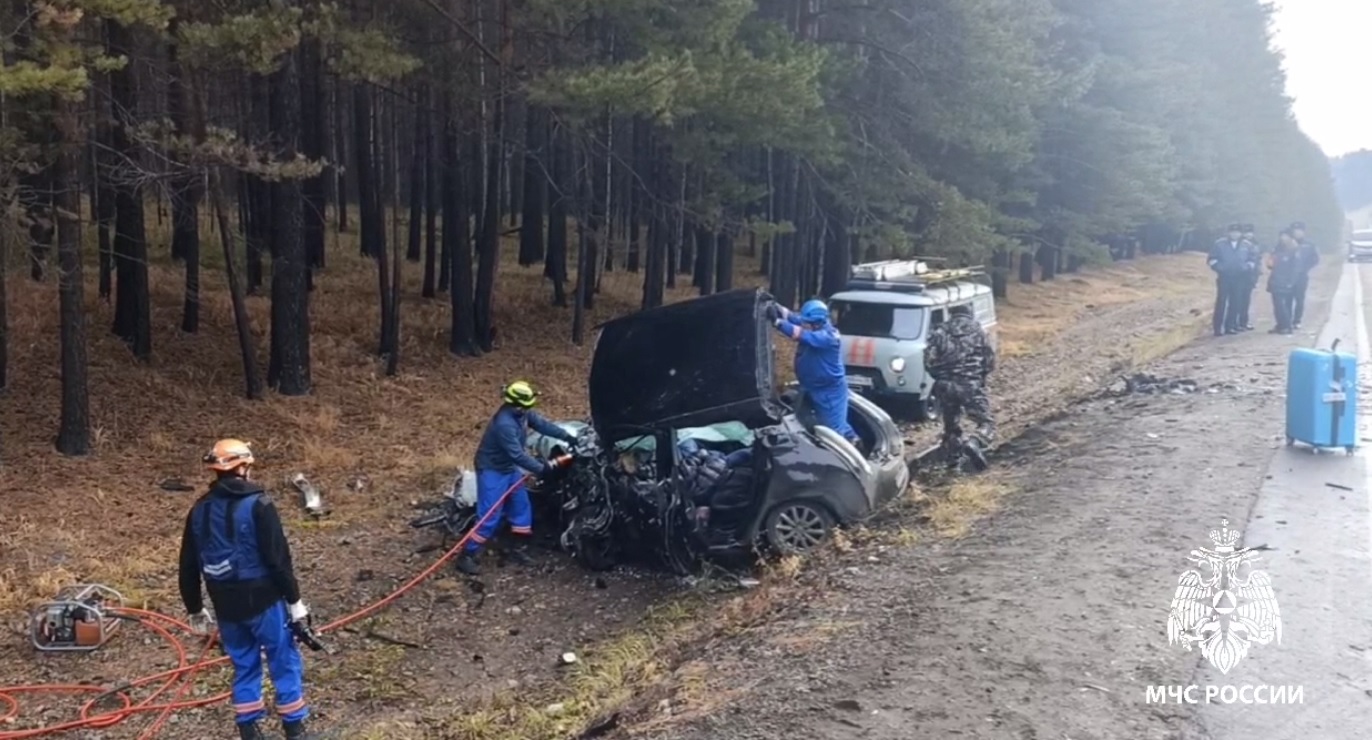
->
<box><xmin>913</xmin><ymin>393</ymin><xmax>940</xmax><ymax>423</ymax></box>
<box><xmin>765</xmin><ymin>500</ymin><xmax>836</xmax><ymax>555</ymax></box>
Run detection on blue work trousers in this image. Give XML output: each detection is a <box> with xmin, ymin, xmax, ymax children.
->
<box><xmin>465</xmin><ymin>469</ymin><xmax>532</xmax><ymax>553</ymax></box>
<box><xmin>219</xmin><ymin>600</ymin><xmax>308</xmax><ymax>725</ymax></box>
<box><xmin>803</xmin><ymin>384</ymin><xmax>859</xmax><ymax>442</ymax></box>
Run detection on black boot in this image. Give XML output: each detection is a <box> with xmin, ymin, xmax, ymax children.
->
<box><xmin>238</xmin><ymin>722</ymin><xmax>265</xmax><ymax>740</ymax></box>
<box><xmin>455</xmin><ymin>551</ymin><xmax>481</xmax><ymax>576</ymax></box>
<box><xmin>502</xmin><ymin>541</ymin><xmax>534</xmax><ymax>567</ymax></box>
<box><xmin>283</xmin><ymin>719</ymin><xmax>315</xmax><ymax>739</ymax></box>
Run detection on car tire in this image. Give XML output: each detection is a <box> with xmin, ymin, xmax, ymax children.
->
<box><xmin>765</xmin><ymin>500</ymin><xmax>836</xmax><ymax>555</ymax></box>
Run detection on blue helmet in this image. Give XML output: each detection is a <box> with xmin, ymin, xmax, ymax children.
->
<box><xmin>799</xmin><ymin>299</ymin><xmax>829</xmax><ymax>325</ymax></box>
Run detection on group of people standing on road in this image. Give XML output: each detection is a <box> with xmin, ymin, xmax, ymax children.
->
<box><xmin>1209</xmin><ymin>221</ymin><xmax>1319</xmax><ymax>337</ymax></box>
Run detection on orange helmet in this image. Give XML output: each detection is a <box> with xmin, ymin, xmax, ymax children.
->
<box><xmin>204</xmin><ymin>439</ymin><xmax>254</xmax><ymax>472</ymax></box>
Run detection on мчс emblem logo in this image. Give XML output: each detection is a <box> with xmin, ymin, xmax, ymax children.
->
<box><xmin>1166</xmin><ymin>519</ymin><xmax>1282</xmax><ymax>674</ymax></box>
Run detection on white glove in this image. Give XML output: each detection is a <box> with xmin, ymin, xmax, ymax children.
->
<box><xmin>188</xmin><ymin>610</ymin><xmax>216</xmax><ymax>636</ymax></box>
<box><xmin>287</xmin><ymin>601</ymin><xmax>310</xmax><ymax>623</ymax></box>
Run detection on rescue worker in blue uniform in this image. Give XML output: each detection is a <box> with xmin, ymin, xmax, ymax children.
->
<box><xmin>178</xmin><ymin>439</ymin><xmax>315</xmax><ymax>740</ymax></box>
<box><xmin>1289</xmin><ymin>221</ymin><xmax>1319</xmax><ymax>329</ymax></box>
<box><xmin>1207</xmin><ymin>223</ymin><xmax>1253</xmax><ymax>336</ymax></box>
<box><xmin>765</xmin><ymin>298</ymin><xmax>860</xmax><ymax>445</ymax></box>
<box><xmin>455</xmin><ymin>381</ymin><xmax>576</xmax><ymax>576</ymax></box>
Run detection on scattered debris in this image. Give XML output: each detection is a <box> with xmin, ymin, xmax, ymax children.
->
<box><xmin>545</xmin><ymin>703</ymin><xmax>566</xmax><ymax>717</ymax></box>
<box><xmin>578</xmin><ymin>713</ymin><xmax>621</xmax><ymax>738</ymax></box>
<box><xmin>1110</xmin><ymin>373</ymin><xmax>1200</xmax><ymax>395</ymax></box>
<box><xmin>559</xmin><ymin>652</ymin><xmax>579</xmax><ymax>666</ymax></box>
<box><xmin>158</xmin><ymin>478</ymin><xmax>195</xmax><ymax>492</ymax></box>
<box><xmin>1325</xmin><ymin>482</ymin><xmax>1354</xmax><ymax>492</ymax></box>
<box><xmin>291</xmin><ymin>473</ymin><xmax>325</xmax><ymax>516</ymax></box>
<box><xmin>834</xmin><ymin>699</ymin><xmax>863</xmax><ymax>712</ymax></box>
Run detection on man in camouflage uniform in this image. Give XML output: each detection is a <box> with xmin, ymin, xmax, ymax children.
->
<box><xmin>924</xmin><ymin>305</ymin><xmax>996</xmax><ymax>466</ymax></box>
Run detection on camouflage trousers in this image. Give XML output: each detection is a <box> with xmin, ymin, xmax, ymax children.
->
<box><xmin>933</xmin><ymin>379</ymin><xmax>994</xmax><ymax>445</ymax></box>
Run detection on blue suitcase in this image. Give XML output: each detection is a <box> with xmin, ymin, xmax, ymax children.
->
<box><xmin>1285</xmin><ymin>340</ymin><xmax>1358</xmax><ymax>454</ymax></box>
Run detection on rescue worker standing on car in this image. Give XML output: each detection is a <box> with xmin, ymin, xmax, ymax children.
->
<box><xmin>178</xmin><ymin>439</ymin><xmax>316</xmax><ymax>740</ymax></box>
<box><xmin>1236</xmin><ymin>223</ymin><xmax>1261</xmax><ymax>332</ymax></box>
<box><xmin>924</xmin><ymin>305</ymin><xmax>996</xmax><ymax>464</ymax></box>
<box><xmin>456</xmin><ymin>381</ymin><xmax>577</xmax><ymax>576</ymax></box>
<box><xmin>1207</xmin><ymin>223</ymin><xmax>1252</xmax><ymax>336</ymax></box>
<box><xmin>1289</xmin><ymin>221</ymin><xmax>1319</xmax><ymax>329</ymax></box>
<box><xmin>767</xmin><ymin>299</ymin><xmax>861</xmax><ymax>445</ymax></box>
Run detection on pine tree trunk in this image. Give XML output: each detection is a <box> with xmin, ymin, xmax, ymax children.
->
<box><xmin>93</xmin><ymin>75</ymin><xmax>114</xmax><ymax>300</ymax></box>
<box><xmin>302</xmin><ymin>35</ymin><xmax>327</xmax><ymax>273</ymax></box>
<box><xmin>423</xmin><ymin>85</ymin><xmax>440</xmax><ymax>298</ymax></box>
<box><xmin>267</xmin><ymin>27</ymin><xmax>311</xmax><ymax>396</ymax></box>
<box><xmin>1018</xmin><ymin>249</ymin><xmax>1035</xmax><ymax>284</ymax></box>
<box><xmin>354</xmin><ymin>84</ymin><xmax>381</xmax><ymax>259</ymax></box>
<box><xmin>168</xmin><ymin>28</ymin><xmax>202</xmax><ymax>333</ymax></box>
<box><xmin>0</xmin><ymin>194</ymin><xmax>8</xmax><ymax>392</ymax></box>
<box><xmin>106</xmin><ymin>20</ymin><xmax>150</xmax><ymax>360</ymax></box>
<box><xmin>545</xmin><ymin>121</ymin><xmax>569</xmax><ymax>308</ymax></box>
<box><xmin>519</xmin><ymin>105</ymin><xmax>545</xmax><ymax>265</ymax></box>
<box><xmin>696</xmin><ymin>225</ymin><xmax>716</xmax><ymax>295</ymax></box>
<box><xmin>716</xmin><ymin>231</ymin><xmax>734</xmax><ymax>292</ymax></box>
<box><xmin>54</xmin><ymin>97</ymin><xmax>90</xmax><ymax>456</ymax></box>
<box><xmin>474</xmin><ymin>95</ymin><xmax>503</xmax><ymax>351</ymax></box>
<box><xmin>407</xmin><ymin>94</ymin><xmax>424</xmax><ymax>263</ymax></box>
<box><xmin>445</xmin><ymin>96</ymin><xmax>478</xmax><ymax>356</ymax></box>
<box><xmin>211</xmin><ymin>171</ymin><xmax>264</xmax><ymax>400</ymax></box>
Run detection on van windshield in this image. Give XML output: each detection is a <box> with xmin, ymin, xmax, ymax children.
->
<box><xmin>830</xmin><ymin>300</ymin><xmax>926</xmax><ymax>340</ymax></box>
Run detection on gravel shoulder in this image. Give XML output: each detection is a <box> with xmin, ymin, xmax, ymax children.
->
<box><xmin>629</xmin><ymin>263</ymin><xmax>1344</xmax><ymax>740</ymax></box>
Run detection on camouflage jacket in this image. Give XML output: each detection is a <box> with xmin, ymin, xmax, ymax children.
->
<box><xmin>925</xmin><ymin>315</ymin><xmax>996</xmax><ymax>383</ymax></box>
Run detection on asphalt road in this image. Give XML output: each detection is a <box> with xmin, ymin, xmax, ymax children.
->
<box><xmin>1192</xmin><ymin>261</ymin><xmax>1372</xmax><ymax>739</ymax></box>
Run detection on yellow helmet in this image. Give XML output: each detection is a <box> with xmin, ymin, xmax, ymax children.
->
<box><xmin>502</xmin><ymin>381</ymin><xmax>538</xmax><ymax>409</ymax></box>
<box><xmin>204</xmin><ymin>439</ymin><xmax>254</xmax><ymax>472</ymax></box>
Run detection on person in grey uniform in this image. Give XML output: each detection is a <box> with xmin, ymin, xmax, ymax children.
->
<box><xmin>1289</xmin><ymin>221</ymin><xmax>1318</xmax><ymax>329</ymax></box>
<box><xmin>1207</xmin><ymin>223</ymin><xmax>1253</xmax><ymax>336</ymax></box>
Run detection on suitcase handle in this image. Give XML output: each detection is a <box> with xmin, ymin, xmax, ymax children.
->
<box><xmin>1331</xmin><ymin>339</ymin><xmax>1341</xmax><ymax>354</ymax></box>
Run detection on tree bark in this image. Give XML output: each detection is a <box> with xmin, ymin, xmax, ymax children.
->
<box><xmin>545</xmin><ymin>120</ymin><xmax>569</xmax><ymax>307</ymax></box>
<box><xmin>302</xmin><ymin>34</ymin><xmax>327</xmax><ymax>274</ymax></box>
<box><xmin>267</xmin><ymin>28</ymin><xmax>311</xmax><ymax>396</ymax></box>
<box><xmin>716</xmin><ymin>230</ymin><xmax>735</xmax><ymax>292</ymax></box>
<box><xmin>445</xmin><ymin>95</ymin><xmax>477</xmax><ymax>356</ymax></box>
<box><xmin>519</xmin><ymin>105</ymin><xmax>545</xmax><ymax>266</ymax></box>
<box><xmin>54</xmin><ymin>98</ymin><xmax>89</xmax><ymax>456</ymax></box>
<box><xmin>211</xmin><ymin>171</ymin><xmax>264</xmax><ymax>400</ymax></box>
<box><xmin>107</xmin><ymin>20</ymin><xmax>151</xmax><ymax>360</ymax></box>
<box><xmin>407</xmin><ymin>91</ymin><xmax>425</xmax><ymax>264</ymax></box>
<box><xmin>168</xmin><ymin>25</ymin><xmax>202</xmax><ymax>333</ymax></box>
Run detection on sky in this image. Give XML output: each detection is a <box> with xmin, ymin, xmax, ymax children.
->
<box><xmin>1268</xmin><ymin>0</ymin><xmax>1372</xmax><ymax>157</ymax></box>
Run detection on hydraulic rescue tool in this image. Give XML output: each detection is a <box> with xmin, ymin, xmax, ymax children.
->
<box><xmin>30</xmin><ymin>584</ymin><xmax>126</xmax><ymax>652</ymax></box>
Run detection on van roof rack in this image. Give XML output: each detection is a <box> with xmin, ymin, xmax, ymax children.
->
<box><xmin>845</xmin><ymin>259</ymin><xmax>987</xmax><ymax>293</ymax></box>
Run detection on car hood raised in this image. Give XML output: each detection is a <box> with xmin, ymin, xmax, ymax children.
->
<box><xmin>589</xmin><ymin>289</ymin><xmax>779</xmax><ymax>440</ymax></box>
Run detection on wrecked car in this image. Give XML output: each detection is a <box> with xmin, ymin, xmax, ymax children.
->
<box><xmin>523</xmin><ymin>288</ymin><xmax>911</xmax><ymax>574</ymax></box>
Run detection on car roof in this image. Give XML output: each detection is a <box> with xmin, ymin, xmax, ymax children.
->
<box><xmin>831</xmin><ymin>281</ymin><xmax>993</xmax><ymax>307</ymax></box>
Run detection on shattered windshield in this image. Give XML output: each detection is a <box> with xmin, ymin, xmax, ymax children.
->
<box><xmin>831</xmin><ymin>300</ymin><xmax>926</xmax><ymax>341</ymax></box>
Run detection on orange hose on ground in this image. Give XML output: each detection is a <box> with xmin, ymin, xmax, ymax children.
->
<box><xmin>0</xmin><ymin>468</ymin><xmax>555</xmax><ymax>739</ymax></box>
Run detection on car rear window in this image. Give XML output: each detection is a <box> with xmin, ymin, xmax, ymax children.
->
<box><xmin>831</xmin><ymin>301</ymin><xmax>925</xmax><ymax>340</ymax></box>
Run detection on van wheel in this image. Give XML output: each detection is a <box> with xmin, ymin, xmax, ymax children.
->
<box><xmin>765</xmin><ymin>501</ymin><xmax>836</xmax><ymax>555</ymax></box>
<box><xmin>913</xmin><ymin>394</ymin><xmax>940</xmax><ymax>423</ymax></box>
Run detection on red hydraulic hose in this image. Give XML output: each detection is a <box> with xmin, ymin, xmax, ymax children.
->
<box><xmin>0</xmin><ymin>465</ymin><xmax>562</xmax><ymax>739</ymax></box>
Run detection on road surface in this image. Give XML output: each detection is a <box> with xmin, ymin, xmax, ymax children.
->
<box><xmin>635</xmin><ymin>261</ymin><xmax>1372</xmax><ymax>740</ymax></box>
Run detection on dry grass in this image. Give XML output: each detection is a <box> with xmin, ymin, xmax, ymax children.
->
<box><xmin>923</xmin><ymin>477</ymin><xmax>1014</xmax><ymax>539</ymax></box>
<box><xmin>996</xmin><ymin>255</ymin><xmax>1212</xmax><ymax>358</ymax></box>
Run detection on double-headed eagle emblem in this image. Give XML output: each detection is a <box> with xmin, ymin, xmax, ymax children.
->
<box><xmin>1166</xmin><ymin>519</ymin><xmax>1281</xmax><ymax>674</ymax></box>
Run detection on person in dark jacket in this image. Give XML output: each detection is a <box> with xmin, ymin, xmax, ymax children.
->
<box><xmin>179</xmin><ymin>439</ymin><xmax>316</xmax><ymax>740</ymax></box>
<box><xmin>1207</xmin><ymin>223</ymin><xmax>1254</xmax><ymax>336</ymax></box>
<box><xmin>766</xmin><ymin>298</ymin><xmax>860</xmax><ymax>444</ymax></box>
<box><xmin>1267</xmin><ymin>230</ymin><xmax>1303</xmax><ymax>334</ymax></box>
<box><xmin>924</xmin><ymin>304</ymin><xmax>997</xmax><ymax>466</ymax></box>
<box><xmin>1236</xmin><ymin>223</ymin><xmax>1262</xmax><ymax>331</ymax></box>
<box><xmin>455</xmin><ymin>381</ymin><xmax>576</xmax><ymax>576</ymax></box>
<box><xmin>1289</xmin><ymin>221</ymin><xmax>1319</xmax><ymax>329</ymax></box>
